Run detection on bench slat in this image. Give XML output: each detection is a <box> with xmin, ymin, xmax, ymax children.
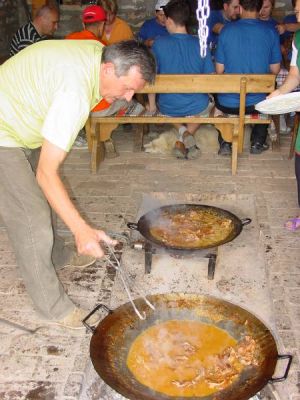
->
<box><xmin>91</xmin><ymin>116</ymin><xmax>271</xmax><ymax>124</ymax></box>
<box><xmin>138</xmin><ymin>74</ymin><xmax>275</xmax><ymax>94</ymax></box>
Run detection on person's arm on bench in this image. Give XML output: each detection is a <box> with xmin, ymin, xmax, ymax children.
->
<box><xmin>147</xmin><ymin>93</ymin><xmax>157</xmax><ymax>113</ymax></box>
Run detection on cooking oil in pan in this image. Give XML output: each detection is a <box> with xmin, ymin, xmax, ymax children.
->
<box><xmin>127</xmin><ymin>320</ymin><xmax>258</xmax><ymax>397</ymax></box>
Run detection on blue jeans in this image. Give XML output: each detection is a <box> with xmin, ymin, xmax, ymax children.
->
<box><xmin>215</xmin><ymin>97</ymin><xmax>268</xmax><ymax>145</ymax></box>
<box><xmin>0</xmin><ymin>146</ymin><xmax>75</xmax><ymax>319</ymax></box>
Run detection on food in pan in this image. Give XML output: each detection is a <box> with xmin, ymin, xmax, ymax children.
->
<box><xmin>149</xmin><ymin>209</ymin><xmax>234</xmax><ymax>247</ymax></box>
<box><xmin>127</xmin><ymin>320</ymin><xmax>259</xmax><ymax>397</ymax></box>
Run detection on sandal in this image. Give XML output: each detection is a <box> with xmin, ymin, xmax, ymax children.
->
<box><xmin>173</xmin><ymin>140</ymin><xmax>187</xmax><ymax>159</ymax></box>
<box><xmin>284</xmin><ymin>217</ymin><xmax>300</xmax><ymax>231</ymax></box>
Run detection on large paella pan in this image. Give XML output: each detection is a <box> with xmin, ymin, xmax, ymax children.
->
<box><xmin>84</xmin><ymin>293</ymin><xmax>292</xmax><ymax>400</ymax></box>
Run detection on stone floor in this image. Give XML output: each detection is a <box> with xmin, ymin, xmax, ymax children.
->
<box><xmin>0</xmin><ymin>126</ymin><xmax>299</xmax><ymax>400</ymax></box>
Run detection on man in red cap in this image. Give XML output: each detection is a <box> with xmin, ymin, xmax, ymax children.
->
<box><xmin>66</xmin><ymin>5</ymin><xmax>110</xmax><ymax>148</ymax></box>
<box><xmin>66</xmin><ymin>5</ymin><xmax>107</xmax><ymax>44</ymax></box>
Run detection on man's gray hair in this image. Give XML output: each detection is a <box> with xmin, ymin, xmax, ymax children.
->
<box><xmin>102</xmin><ymin>40</ymin><xmax>156</xmax><ymax>85</ymax></box>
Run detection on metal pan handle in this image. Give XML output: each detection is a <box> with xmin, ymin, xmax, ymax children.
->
<box><xmin>127</xmin><ymin>222</ymin><xmax>138</xmax><ymax>230</ymax></box>
<box><xmin>82</xmin><ymin>304</ymin><xmax>113</xmax><ymax>333</ymax></box>
<box><xmin>241</xmin><ymin>218</ymin><xmax>252</xmax><ymax>226</ymax></box>
<box><xmin>268</xmin><ymin>354</ymin><xmax>293</xmax><ymax>383</ymax></box>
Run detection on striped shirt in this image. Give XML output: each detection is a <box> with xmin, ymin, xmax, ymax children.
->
<box><xmin>10</xmin><ymin>22</ymin><xmax>44</xmax><ymax>57</ymax></box>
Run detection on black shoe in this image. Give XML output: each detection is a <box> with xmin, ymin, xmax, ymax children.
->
<box><xmin>218</xmin><ymin>142</ymin><xmax>232</xmax><ymax>156</ymax></box>
<box><xmin>250</xmin><ymin>142</ymin><xmax>269</xmax><ymax>154</ymax></box>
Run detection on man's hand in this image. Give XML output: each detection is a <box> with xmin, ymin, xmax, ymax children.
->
<box><xmin>37</xmin><ymin>140</ymin><xmax>117</xmax><ymax>260</ymax></box>
<box><xmin>144</xmin><ymin>38</ymin><xmax>154</xmax><ymax>48</ymax></box>
<box><xmin>74</xmin><ymin>223</ymin><xmax>117</xmax><ymax>258</ymax></box>
<box><xmin>276</xmin><ymin>24</ymin><xmax>285</xmax><ymax>35</ymax></box>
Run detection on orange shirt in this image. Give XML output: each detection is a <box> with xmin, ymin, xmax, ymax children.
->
<box><xmin>101</xmin><ymin>17</ymin><xmax>133</xmax><ymax>45</ymax></box>
<box><xmin>65</xmin><ymin>29</ymin><xmax>106</xmax><ymax>45</ymax></box>
<box><xmin>65</xmin><ymin>30</ymin><xmax>109</xmax><ymax>111</ymax></box>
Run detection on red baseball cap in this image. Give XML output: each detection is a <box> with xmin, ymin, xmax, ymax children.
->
<box><xmin>82</xmin><ymin>5</ymin><xmax>106</xmax><ymax>23</ymax></box>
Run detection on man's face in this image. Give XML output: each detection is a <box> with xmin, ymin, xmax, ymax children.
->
<box><xmin>41</xmin><ymin>11</ymin><xmax>59</xmax><ymax>36</ymax></box>
<box><xmin>105</xmin><ymin>11</ymin><xmax>116</xmax><ymax>26</ymax></box>
<box><xmin>224</xmin><ymin>0</ymin><xmax>240</xmax><ymax>20</ymax></box>
<box><xmin>100</xmin><ymin>63</ymin><xmax>146</xmax><ymax>103</ymax></box>
<box><xmin>155</xmin><ymin>10</ymin><xmax>167</xmax><ymax>26</ymax></box>
<box><xmin>259</xmin><ymin>0</ymin><xmax>273</xmax><ymax>19</ymax></box>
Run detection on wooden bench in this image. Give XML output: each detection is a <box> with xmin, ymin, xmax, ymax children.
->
<box><xmin>85</xmin><ymin>74</ymin><xmax>277</xmax><ymax>175</ymax></box>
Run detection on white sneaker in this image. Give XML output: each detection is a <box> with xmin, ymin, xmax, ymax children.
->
<box><xmin>279</xmin><ymin>114</ymin><xmax>288</xmax><ymax>132</ymax></box>
<box><xmin>73</xmin><ymin>135</ymin><xmax>88</xmax><ymax>149</ymax></box>
<box><xmin>50</xmin><ymin>307</ymin><xmax>100</xmax><ymax>329</ymax></box>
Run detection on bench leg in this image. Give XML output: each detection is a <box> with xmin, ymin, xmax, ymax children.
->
<box><xmin>216</xmin><ymin>123</ymin><xmax>234</xmax><ymax>143</ymax></box>
<box><xmin>90</xmin><ymin>122</ymin><xmax>105</xmax><ymax>174</ymax></box>
<box><xmin>271</xmin><ymin>115</ymin><xmax>280</xmax><ymax>150</ymax></box>
<box><xmin>133</xmin><ymin>124</ymin><xmax>146</xmax><ymax>151</ymax></box>
<box><xmin>237</xmin><ymin>126</ymin><xmax>244</xmax><ymax>154</ymax></box>
<box><xmin>231</xmin><ymin>125</ymin><xmax>239</xmax><ymax>175</ymax></box>
<box><xmin>99</xmin><ymin>123</ymin><xmax>118</xmax><ymax>142</ymax></box>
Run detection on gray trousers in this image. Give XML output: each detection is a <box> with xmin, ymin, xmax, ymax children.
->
<box><xmin>0</xmin><ymin>146</ymin><xmax>75</xmax><ymax>319</ymax></box>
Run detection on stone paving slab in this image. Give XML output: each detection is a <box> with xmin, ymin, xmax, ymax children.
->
<box><xmin>0</xmin><ymin>128</ymin><xmax>299</xmax><ymax>399</ymax></box>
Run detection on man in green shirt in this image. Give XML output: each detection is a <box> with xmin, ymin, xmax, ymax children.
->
<box><xmin>0</xmin><ymin>39</ymin><xmax>156</xmax><ymax>327</ymax></box>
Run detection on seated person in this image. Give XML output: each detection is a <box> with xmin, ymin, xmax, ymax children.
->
<box><xmin>147</xmin><ymin>0</ymin><xmax>214</xmax><ymax>160</ymax></box>
<box><xmin>65</xmin><ymin>5</ymin><xmax>106</xmax><ymax>44</ymax></box>
<box><xmin>10</xmin><ymin>4</ymin><xmax>59</xmax><ymax>56</ymax></box>
<box><xmin>207</xmin><ymin>0</ymin><xmax>240</xmax><ymax>53</ymax></box>
<box><xmin>99</xmin><ymin>0</ymin><xmax>133</xmax><ymax>44</ymax></box>
<box><xmin>137</xmin><ymin>0</ymin><xmax>170</xmax><ymax>47</ymax></box>
<box><xmin>277</xmin><ymin>0</ymin><xmax>300</xmax><ymax>43</ymax></box>
<box><xmin>259</xmin><ymin>0</ymin><xmax>278</xmax><ymax>30</ymax></box>
<box><xmin>215</xmin><ymin>0</ymin><xmax>281</xmax><ymax>155</ymax></box>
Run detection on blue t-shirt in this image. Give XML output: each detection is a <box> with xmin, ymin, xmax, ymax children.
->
<box><xmin>207</xmin><ymin>10</ymin><xmax>230</xmax><ymax>49</ymax></box>
<box><xmin>137</xmin><ymin>18</ymin><xmax>168</xmax><ymax>42</ymax></box>
<box><xmin>280</xmin><ymin>13</ymin><xmax>297</xmax><ymax>44</ymax></box>
<box><xmin>215</xmin><ymin>19</ymin><xmax>281</xmax><ymax>107</ymax></box>
<box><xmin>260</xmin><ymin>17</ymin><xmax>278</xmax><ymax>32</ymax></box>
<box><xmin>152</xmin><ymin>33</ymin><xmax>215</xmax><ymax>116</ymax></box>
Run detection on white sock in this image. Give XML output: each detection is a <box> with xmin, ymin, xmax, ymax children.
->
<box><xmin>178</xmin><ymin>125</ymin><xmax>187</xmax><ymax>141</ymax></box>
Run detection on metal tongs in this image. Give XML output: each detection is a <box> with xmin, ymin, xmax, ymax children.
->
<box><xmin>104</xmin><ymin>243</ymin><xmax>155</xmax><ymax>320</ymax></box>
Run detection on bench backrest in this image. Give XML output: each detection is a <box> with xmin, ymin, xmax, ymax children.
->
<box><xmin>136</xmin><ymin>74</ymin><xmax>276</xmax><ymax>133</ymax></box>
<box><xmin>137</xmin><ymin>74</ymin><xmax>276</xmax><ymax>94</ymax></box>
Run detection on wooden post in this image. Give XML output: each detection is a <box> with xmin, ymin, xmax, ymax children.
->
<box><xmin>238</xmin><ymin>77</ymin><xmax>247</xmax><ymax>153</ymax></box>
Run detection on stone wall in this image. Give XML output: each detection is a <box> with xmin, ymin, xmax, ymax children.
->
<box><xmin>55</xmin><ymin>0</ymin><xmax>157</xmax><ymax>38</ymax></box>
<box><xmin>0</xmin><ymin>0</ymin><xmax>25</xmax><ymax>58</ymax></box>
<box><xmin>0</xmin><ymin>0</ymin><xmax>296</xmax><ymax>58</ymax></box>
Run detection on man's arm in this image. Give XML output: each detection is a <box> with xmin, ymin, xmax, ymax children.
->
<box><xmin>277</xmin><ymin>22</ymin><xmax>300</xmax><ymax>35</ymax></box>
<box><xmin>269</xmin><ymin>63</ymin><xmax>281</xmax><ymax>75</ymax></box>
<box><xmin>268</xmin><ymin>65</ymin><xmax>300</xmax><ymax>98</ymax></box>
<box><xmin>215</xmin><ymin>62</ymin><xmax>225</xmax><ymax>74</ymax></box>
<box><xmin>36</xmin><ymin>139</ymin><xmax>115</xmax><ymax>258</ymax></box>
<box><xmin>212</xmin><ymin>22</ymin><xmax>225</xmax><ymax>34</ymax></box>
<box><xmin>147</xmin><ymin>93</ymin><xmax>157</xmax><ymax>112</ymax></box>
